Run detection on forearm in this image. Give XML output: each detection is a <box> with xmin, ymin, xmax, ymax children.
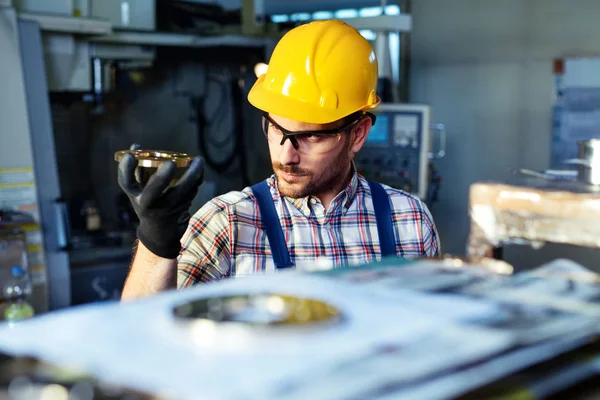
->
<box><xmin>121</xmin><ymin>240</ymin><xmax>178</xmax><ymax>301</ymax></box>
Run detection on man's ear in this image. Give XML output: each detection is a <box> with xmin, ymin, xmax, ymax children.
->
<box><xmin>350</xmin><ymin>117</ymin><xmax>373</xmax><ymax>153</ymax></box>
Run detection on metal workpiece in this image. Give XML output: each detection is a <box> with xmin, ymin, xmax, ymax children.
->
<box><xmin>114</xmin><ymin>149</ymin><xmax>194</xmax><ymax>169</ymax></box>
<box><xmin>576</xmin><ymin>139</ymin><xmax>600</xmax><ymax>185</ymax></box>
<box><xmin>3</xmin><ymin>258</ymin><xmax>600</xmax><ymax>399</ymax></box>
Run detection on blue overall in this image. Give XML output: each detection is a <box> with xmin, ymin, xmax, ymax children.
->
<box><xmin>250</xmin><ymin>180</ymin><xmax>396</xmax><ymax>269</ymax></box>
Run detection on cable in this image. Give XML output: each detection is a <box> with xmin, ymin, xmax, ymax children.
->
<box><xmin>193</xmin><ymin>66</ymin><xmax>252</xmax><ymax>186</ymax></box>
<box><xmin>194</xmin><ymin>96</ymin><xmax>237</xmax><ymax>174</ymax></box>
<box><xmin>205</xmin><ymin>79</ymin><xmax>232</xmax><ymax>148</ymax></box>
<box><xmin>230</xmin><ymin>76</ymin><xmax>252</xmax><ymax>187</ymax></box>
<box><xmin>194</xmin><ymin>69</ymin><xmax>235</xmax><ymax>175</ymax></box>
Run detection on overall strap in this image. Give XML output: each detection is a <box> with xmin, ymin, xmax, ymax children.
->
<box><xmin>250</xmin><ymin>180</ymin><xmax>294</xmax><ymax>269</ymax></box>
<box><xmin>367</xmin><ymin>180</ymin><xmax>396</xmax><ymax>257</ymax></box>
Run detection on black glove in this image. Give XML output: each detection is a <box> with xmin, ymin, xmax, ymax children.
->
<box><xmin>118</xmin><ymin>144</ymin><xmax>205</xmax><ymax>259</ymax></box>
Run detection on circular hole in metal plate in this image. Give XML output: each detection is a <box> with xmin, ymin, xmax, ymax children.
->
<box><xmin>173</xmin><ymin>294</ymin><xmax>342</xmax><ymax>327</ymax></box>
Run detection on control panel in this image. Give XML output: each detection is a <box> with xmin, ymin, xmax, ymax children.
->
<box><xmin>355</xmin><ymin>103</ymin><xmax>431</xmax><ymax>199</ymax></box>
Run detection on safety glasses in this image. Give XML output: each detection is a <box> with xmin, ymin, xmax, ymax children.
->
<box><xmin>262</xmin><ymin>112</ymin><xmax>375</xmax><ymax>155</ymax></box>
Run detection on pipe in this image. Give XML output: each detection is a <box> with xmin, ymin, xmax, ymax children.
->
<box><xmin>399</xmin><ymin>0</ymin><xmax>411</xmax><ymax>102</ymax></box>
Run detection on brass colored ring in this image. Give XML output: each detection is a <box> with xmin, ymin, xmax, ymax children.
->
<box><xmin>114</xmin><ymin>149</ymin><xmax>193</xmax><ymax>168</ymax></box>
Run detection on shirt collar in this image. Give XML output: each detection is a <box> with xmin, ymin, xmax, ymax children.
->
<box><xmin>329</xmin><ymin>168</ymin><xmax>359</xmax><ymax>212</ymax></box>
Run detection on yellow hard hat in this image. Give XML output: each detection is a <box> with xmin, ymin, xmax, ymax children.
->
<box><xmin>248</xmin><ymin>19</ymin><xmax>380</xmax><ymax>124</ymax></box>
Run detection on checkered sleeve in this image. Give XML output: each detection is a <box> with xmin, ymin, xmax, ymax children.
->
<box><xmin>420</xmin><ymin>202</ymin><xmax>440</xmax><ymax>257</ymax></box>
<box><xmin>177</xmin><ymin>199</ymin><xmax>232</xmax><ymax>288</ymax></box>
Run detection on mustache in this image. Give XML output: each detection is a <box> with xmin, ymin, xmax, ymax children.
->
<box><xmin>273</xmin><ymin>163</ymin><xmax>310</xmax><ymax>176</ymax></box>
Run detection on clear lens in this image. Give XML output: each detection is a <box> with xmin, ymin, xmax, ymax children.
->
<box><xmin>262</xmin><ymin>119</ymin><xmax>343</xmax><ymax>154</ymax></box>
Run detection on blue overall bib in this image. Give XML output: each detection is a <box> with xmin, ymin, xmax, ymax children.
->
<box><xmin>250</xmin><ymin>180</ymin><xmax>395</xmax><ymax>269</ymax></box>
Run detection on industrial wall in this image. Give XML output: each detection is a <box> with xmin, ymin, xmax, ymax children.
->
<box><xmin>410</xmin><ymin>0</ymin><xmax>600</xmax><ymax>269</ymax></box>
<box><xmin>0</xmin><ymin>7</ymin><xmax>33</xmax><ymax>168</ymax></box>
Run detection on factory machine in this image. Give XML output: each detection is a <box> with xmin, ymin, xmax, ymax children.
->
<box><xmin>0</xmin><ymin>0</ymin><xmax>279</xmax><ymax>312</ymax></box>
<box><xmin>355</xmin><ymin>103</ymin><xmax>445</xmax><ymax>202</ymax></box>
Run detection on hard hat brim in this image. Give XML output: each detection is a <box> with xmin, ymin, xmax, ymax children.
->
<box><xmin>248</xmin><ymin>75</ymin><xmax>381</xmax><ymax>125</ymax></box>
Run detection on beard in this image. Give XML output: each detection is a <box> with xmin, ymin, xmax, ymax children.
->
<box><xmin>273</xmin><ymin>143</ymin><xmax>353</xmax><ymax>199</ymax></box>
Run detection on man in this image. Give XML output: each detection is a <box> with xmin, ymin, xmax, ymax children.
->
<box><xmin>118</xmin><ymin>19</ymin><xmax>440</xmax><ymax>300</ymax></box>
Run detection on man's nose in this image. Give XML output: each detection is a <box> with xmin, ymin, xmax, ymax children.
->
<box><xmin>279</xmin><ymin>138</ymin><xmax>300</xmax><ymax>165</ymax></box>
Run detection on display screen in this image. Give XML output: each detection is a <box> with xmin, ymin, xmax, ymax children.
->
<box><xmin>366</xmin><ymin>114</ymin><xmax>389</xmax><ymax>144</ymax></box>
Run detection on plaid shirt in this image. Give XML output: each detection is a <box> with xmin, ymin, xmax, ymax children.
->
<box><xmin>177</xmin><ymin>172</ymin><xmax>440</xmax><ymax>287</ymax></box>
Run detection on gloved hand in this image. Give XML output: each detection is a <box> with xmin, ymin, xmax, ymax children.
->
<box><xmin>118</xmin><ymin>144</ymin><xmax>205</xmax><ymax>259</ymax></box>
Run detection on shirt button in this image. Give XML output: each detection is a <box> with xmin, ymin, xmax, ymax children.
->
<box><xmin>310</xmin><ymin>198</ymin><xmax>317</xmax><ymax>205</ymax></box>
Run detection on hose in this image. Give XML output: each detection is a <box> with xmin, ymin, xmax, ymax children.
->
<box><xmin>194</xmin><ymin>69</ymin><xmax>251</xmax><ymax>186</ymax></box>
